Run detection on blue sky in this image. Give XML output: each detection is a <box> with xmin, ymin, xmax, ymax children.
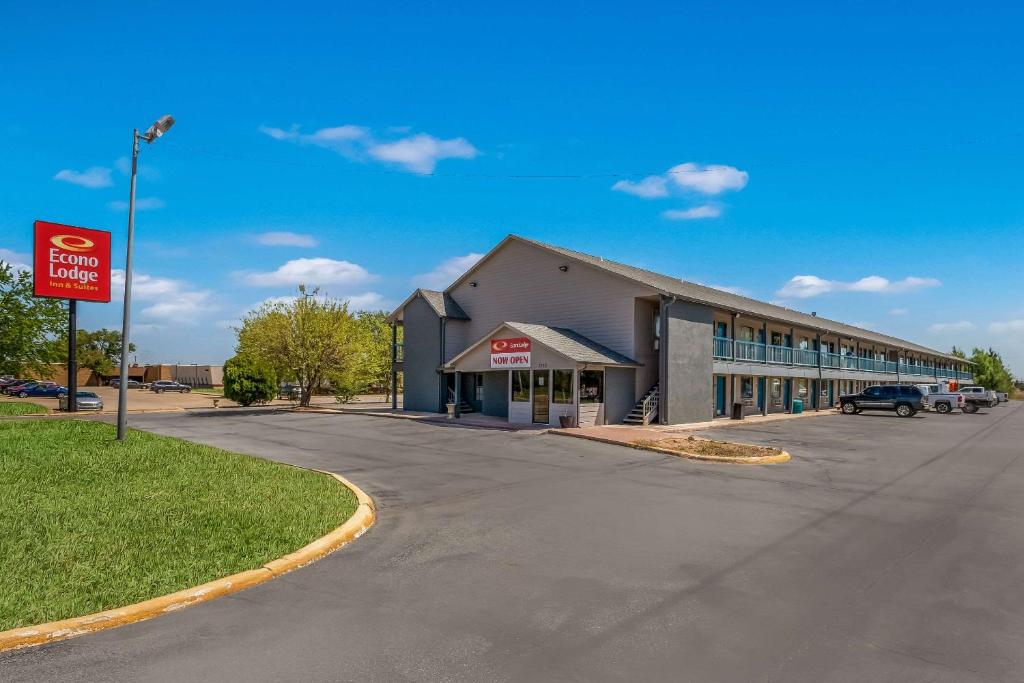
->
<box><xmin>1</xmin><ymin>2</ymin><xmax>1022</xmax><ymax>372</ymax></box>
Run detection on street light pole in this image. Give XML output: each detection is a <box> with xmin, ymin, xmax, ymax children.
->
<box><xmin>116</xmin><ymin>116</ymin><xmax>174</xmax><ymax>441</ymax></box>
<box><xmin>116</xmin><ymin>129</ymin><xmax>141</xmax><ymax>441</ymax></box>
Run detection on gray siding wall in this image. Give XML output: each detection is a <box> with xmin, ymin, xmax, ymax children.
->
<box><xmin>633</xmin><ymin>299</ymin><xmax>659</xmax><ymax>399</ymax></box>
<box><xmin>445</xmin><ymin>239</ymin><xmax>656</xmax><ymax>363</ymax></box>
<box><xmin>482</xmin><ymin>371</ymin><xmax>508</xmax><ymax>417</ymax></box>
<box><xmin>661</xmin><ymin>300</ymin><xmax>714</xmax><ymax>425</ymax></box>
<box><xmin>402</xmin><ymin>296</ymin><xmax>443</xmax><ymax>412</ymax></box>
<box><xmin>604</xmin><ymin>367</ymin><xmax>637</xmax><ymax>424</ymax></box>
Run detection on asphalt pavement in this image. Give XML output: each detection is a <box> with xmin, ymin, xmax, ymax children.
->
<box><xmin>4</xmin><ymin>402</ymin><xmax>1024</xmax><ymax>682</ymax></box>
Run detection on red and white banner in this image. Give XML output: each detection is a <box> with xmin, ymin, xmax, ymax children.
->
<box><xmin>33</xmin><ymin>220</ymin><xmax>112</xmax><ymax>302</ymax></box>
<box><xmin>490</xmin><ymin>337</ymin><xmax>531</xmax><ymax>368</ymax></box>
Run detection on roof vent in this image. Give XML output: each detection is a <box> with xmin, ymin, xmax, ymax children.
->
<box><xmin>811</xmin><ymin>311</ymin><xmax>817</xmax><ymax>316</ymax></box>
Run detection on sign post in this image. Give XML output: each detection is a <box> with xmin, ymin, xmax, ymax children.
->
<box><xmin>33</xmin><ymin>220</ymin><xmax>112</xmax><ymax>413</ymax></box>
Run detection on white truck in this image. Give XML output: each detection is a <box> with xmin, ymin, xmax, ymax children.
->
<box><xmin>958</xmin><ymin>386</ymin><xmax>997</xmax><ymax>413</ymax></box>
<box><xmin>915</xmin><ymin>383</ymin><xmax>966</xmax><ymax>414</ymax></box>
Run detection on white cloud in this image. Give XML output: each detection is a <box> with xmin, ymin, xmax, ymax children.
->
<box><xmin>0</xmin><ymin>248</ymin><xmax>31</xmax><ymax>272</ymax></box>
<box><xmin>254</xmin><ymin>231</ymin><xmax>318</xmax><ymax>248</ymax></box>
<box><xmin>412</xmin><ymin>253</ymin><xmax>484</xmax><ymax>289</ymax></box>
<box><xmin>612</xmin><ymin>162</ymin><xmax>748</xmax><ymax>200</ymax></box>
<box><xmin>889</xmin><ymin>308</ymin><xmax>909</xmax><ymax>316</ymax></box>
<box><xmin>54</xmin><ymin>166</ymin><xmax>112</xmax><ymax>189</ymax></box>
<box><xmin>239</xmin><ymin>258</ymin><xmax>377</xmax><ymax>287</ymax></box>
<box><xmin>110</xmin><ymin>270</ymin><xmax>216</xmax><ymax>322</ymax></box>
<box><xmin>367</xmin><ymin>134</ymin><xmax>478</xmax><ymax>174</ymax></box>
<box><xmin>663</xmin><ymin>204</ymin><xmax>722</xmax><ymax>220</ymax></box>
<box><xmin>114</xmin><ymin>156</ymin><xmax>160</xmax><ymax>180</ymax></box>
<box><xmin>260</xmin><ymin>124</ymin><xmax>478</xmax><ymax>174</ymax></box>
<box><xmin>777</xmin><ymin>274</ymin><xmax>941</xmax><ymax>299</ymax></box>
<box><xmin>989</xmin><ymin>319</ymin><xmax>1024</xmax><ymax>333</ymax></box>
<box><xmin>107</xmin><ymin>197</ymin><xmax>165</xmax><ymax>211</ymax></box>
<box><xmin>343</xmin><ymin>292</ymin><xmax>389</xmax><ymax>311</ymax></box>
<box><xmin>667</xmin><ymin>163</ymin><xmax>748</xmax><ymax>194</ymax></box>
<box><xmin>611</xmin><ymin>176</ymin><xmax>669</xmax><ymax>198</ymax></box>
<box><xmin>928</xmin><ymin>321</ymin><xmax>976</xmax><ymax>333</ymax></box>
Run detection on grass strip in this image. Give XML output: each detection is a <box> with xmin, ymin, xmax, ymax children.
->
<box><xmin>0</xmin><ymin>402</ymin><xmax>48</xmax><ymax>416</ymax></box>
<box><xmin>0</xmin><ymin>419</ymin><xmax>357</xmax><ymax>631</ymax></box>
<box><xmin>636</xmin><ymin>435</ymin><xmax>784</xmax><ymax>459</ymax></box>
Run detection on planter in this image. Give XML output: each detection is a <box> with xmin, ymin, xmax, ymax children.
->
<box><xmin>446</xmin><ymin>402</ymin><xmax>456</xmax><ymax>419</ymax></box>
<box><xmin>559</xmin><ymin>415</ymin><xmax>576</xmax><ymax>428</ymax></box>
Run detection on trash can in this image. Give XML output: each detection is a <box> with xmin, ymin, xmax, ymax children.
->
<box><xmin>731</xmin><ymin>402</ymin><xmax>744</xmax><ymax>420</ymax></box>
<box><xmin>792</xmin><ymin>398</ymin><xmax>804</xmax><ymax>414</ymax></box>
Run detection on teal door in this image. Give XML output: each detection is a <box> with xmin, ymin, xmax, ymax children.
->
<box><xmin>828</xmin><ymin>381</ymin><xmax>834</xmax><ymax>406</ymax></box>
<box><xmin>715</xmin><ymin>376</ymin><xmax>726</xmax><ymax>416</ymax></box>
<box><xmin>757</xmin><ymin>377</ymin><xmax>766</xmax><ymax>411</ymax></box>
<box><xmin>783</xmin><ymin>379</ymin><xmax>792</xmax><ymax>411</ymax></box>
<box><xmin>811</xmin><ymin>380</ymin><xmax>818</xmax><ymax>409</ymax></box>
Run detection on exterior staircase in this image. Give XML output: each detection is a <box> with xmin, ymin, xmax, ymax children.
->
<box><xmin>448</xmin><ymin>389</ymin><xmax>475</xmax><ymax>414</ymax></box>
<box><xmin>623</xmin><ymin>383</ymin><xmax>659</xmax><ymax>425</ymax></box>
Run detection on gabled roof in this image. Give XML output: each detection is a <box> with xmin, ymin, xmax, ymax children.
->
<box><xmin>446</xmin><ymin>322</ymin><xmax>640</xmax><ymax>369</ymax></box>
<box><xmin>446</xmin><ymin>235</ymin><xmax>968</xmax><ymax>363</ymax></box>
<box><xmin>388</xmin><ymin>288</ymin><xmax>469</xmax><ymax>322</ymax></box>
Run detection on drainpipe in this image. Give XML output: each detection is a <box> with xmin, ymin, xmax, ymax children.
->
<box><xmin>391</xmin><ymin>321</ymin><xmax>399</xmax><ymax>410</ymax></box>
<box><xmin>816</xmin><ymin>331</ymin><xmax>823</xmax><ymax>411</ymax></box>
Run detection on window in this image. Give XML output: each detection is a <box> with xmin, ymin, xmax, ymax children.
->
<box><xmin>715</xmin><ymin>321</ymin><xmax>728</xmax><ymax>337</ymax></box>
<box><xmin>799</xmin><ymin>337</ymin><xmax>809</xmax><ymax>350</ymax></box>
<box><xmin>741</xmin><ymin>377</ymin><xmax>754</xmax><ymax>399</ymax></box>
<box><xmin>739</xmin><ymin>326</ymin><xmax>755</xmax><ymax>342</ymax></box>
<box><xmin>552</xmin><ymin>369</ymin><xmax>574</xmax><ymax>404</ymax></box>
<box><xmin>579</xmin><ymin>370</ymin><xmax>603</xmax><ymax>403</ymax></box>
<box><xmin>511</xmin><ymin>370</ymin><xmax>530</xmax><ymax>402</ymax></box>
<box><xmin>771</xmin><ymin>331</ymin><xmax>783</xmax><ymax>346</ymax></box>
<box><xmin>864</xmin><ymin>387</ymin><xmax>883</xmax><ymax>398</ymax></box>
<box><xmin>771</xmin><ymin>378</ymin><xmax>782</xmax><ymax>398</ymax></box>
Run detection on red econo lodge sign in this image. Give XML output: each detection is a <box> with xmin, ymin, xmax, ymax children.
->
<box><xmin>33</xmin><ymin>220</ymin><xmax>112</xmax><ymax>302</ymax></box>
<box><xmin>490</xmin><ymin>337</ymin><xmax>532</xmax><ymax>368</ymax></box>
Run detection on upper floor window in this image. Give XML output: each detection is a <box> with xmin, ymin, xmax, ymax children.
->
<box><xmin>739</xmin><ymin>326</ymin><xmax>755</xmax><ymax>342</ymax></box>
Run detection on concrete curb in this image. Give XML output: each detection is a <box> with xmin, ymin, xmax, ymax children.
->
<box><xmin>549</xmin><ymin>429</ymin><xmax>791</xmax><ymax>464</ymax></box>
<box><xmin>296</xmin><ymin>406</ymin><xmax>529</xmax><ymax>431</ymax></box>
<box><xmin>0</xmin><ymin>471</ymin><xmax>375</xmax><ymax>653</ymax></box>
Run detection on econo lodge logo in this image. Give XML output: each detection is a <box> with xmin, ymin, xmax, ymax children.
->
<box><xmin>47</xmin><ymin>234</ymin><xmax>101</xmax><ymax>284</ymax></box>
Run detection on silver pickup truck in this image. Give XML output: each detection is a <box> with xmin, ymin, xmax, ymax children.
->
<box><xmin>958</xmin><ymin>386</ymin><xmax>997</xmax><ymax>413</ymax></box>
<box><xmin>915</xmin><ymin>384</ymin><xmax>966</xmax><ymax>414</ymax></box>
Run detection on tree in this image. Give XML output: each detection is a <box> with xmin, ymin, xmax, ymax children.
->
<box><xmin>0</xmin><ymin>263</ymin><xmax>66</xmax><ymax>376</ymax></box>
<box><xmin>222</xmin><ymin>355</ymin><xmax>277</xmax><ymax>406</ymax></box>
<box><xmin>353</xmin><ymin>310</ymin><xmax>399</xmax><ymax>401</ymax></box>
<box><xmin>50</xmin><ymin>328</ymin><xmax>136</xmax><ymax>375</ymax></box>
<box><xmin>236</xmin><ymin>286</ymin><xmax>363</xmax><ymax>407</ymax></box>
<box><xmin>966</xmin><ymin>347</ymin><xmax>1014</xmax><ymax>393</ymax></box>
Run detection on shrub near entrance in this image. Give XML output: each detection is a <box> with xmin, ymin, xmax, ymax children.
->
<box><xmin>223</xmin><ymin>354</ymin><xmax>277</xmax><ymax>407</ymax></box>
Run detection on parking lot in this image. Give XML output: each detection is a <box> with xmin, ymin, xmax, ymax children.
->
<box><xmin>3</xmin><ymin>401</ymin><xmax>1022</xmax><ymax>682</ymax></box>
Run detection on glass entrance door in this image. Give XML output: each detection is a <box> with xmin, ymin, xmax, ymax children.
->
<box><xmin>532</xmin><ymin>371</ymin><xmax>550</xmax><ymax>424</ymax></box>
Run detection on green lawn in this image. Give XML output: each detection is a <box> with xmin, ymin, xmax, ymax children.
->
<box><xmin>191</xmin><ymin>387</ymin><xmax>224</xmax><ymax>396</ymax></box>
<box><xmin>0</xmin><ymin>402</ymin><xmax>48</xmax><ymax>416</ymax></box>
<box><xmin>0</xmin><ymin>420</ymin><xmax>358</xmax><ymax>631</ymax></box>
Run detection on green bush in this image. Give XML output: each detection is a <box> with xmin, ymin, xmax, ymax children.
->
<box><xmin>222</xmin><ymin>355</ymin><xmax>277</xmax><ymax>406</ymax></box>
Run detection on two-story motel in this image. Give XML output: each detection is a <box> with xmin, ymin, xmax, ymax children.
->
<box><xmin>388</xmin><ymin>235</ymin><xmax>973</xmax><ymax>427</ymax></box>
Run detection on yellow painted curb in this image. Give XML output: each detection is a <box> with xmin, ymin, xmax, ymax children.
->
<box><xmin>549</xmin><ymin>430</ymin><xmax>791</xmax><ymax>464</ymax></box>
<box><xmin>0</xmin><ymin>470</ymin><xmax>375</xmax><ymax>653</ymax></box>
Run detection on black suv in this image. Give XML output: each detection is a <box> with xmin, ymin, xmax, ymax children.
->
<box><xmin>150</xmin><ymin>380</ymin><xmax>192</xmax><ymax>394</ymax></box>
<box><xmin>840</xmin><ymin>385</ymin><xmax>924</xmax><ymax>417</ymax></box>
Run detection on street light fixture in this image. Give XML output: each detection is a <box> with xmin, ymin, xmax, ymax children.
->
<box><xmin>116</xmin><ymin>114</ymin><xmax>175</xmax><ymax>441</ymax></box>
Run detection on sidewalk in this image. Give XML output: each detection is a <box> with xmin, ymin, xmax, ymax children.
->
<box><xmin>550</xmin><ymin>408</ymin><xmax>838</xmax><ymax>445</ymax></box>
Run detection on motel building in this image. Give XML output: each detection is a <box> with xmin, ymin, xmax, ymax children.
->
<box><xmin>388</xmin><ymin>235</ymin><xmax>974</xmax><ymax>427</ymax></box>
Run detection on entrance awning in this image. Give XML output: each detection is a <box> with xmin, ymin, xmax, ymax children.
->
<box><xmin>444</xmin><ymin>322</ymin><xmax>640</xmax><ymax>372</ymax></box>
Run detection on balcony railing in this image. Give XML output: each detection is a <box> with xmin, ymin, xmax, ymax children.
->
<box><xmin>712</xmin><ymin>336</ymin><xmax>969</xmax><ymax>379</ymax></box>
<box><xmin>735</xmin><ymin>340</ymin><xmax>766</xmax><ymax>362</ymax></box>
<box><xmin>767</xmin><ymin>344</ymin><xmax>792</xmax><ymax>364</ymax></box>
<box><xmin>793</xmin><ymin>348</ymin><xmax>817</xmax><ymax>366</ymax></box>
<box><xmin>713</xmin><ymin>336</ymin><xmax>733</xmax><ymax>359</ymax></box>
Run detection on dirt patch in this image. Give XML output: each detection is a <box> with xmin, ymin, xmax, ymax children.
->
<box><xmin>635</xmin><ymin>435</ymin><xmax>783</xmax><ymax>459</ymax></box>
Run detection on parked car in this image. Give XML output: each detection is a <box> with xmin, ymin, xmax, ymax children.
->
<box><xmin>915</xmin><ymin>383</ymin><xmax>966</xmax><ymax>414</ymax></box>
<box><xmin>109</xmin><ymin>378</ymin><xmax>142</xmax><ymax>389</ymax></box>
<box><xmin>840</xmin><ymin>385</ymin><xmax>925</xmax><ymax>417</ymax></box>
<box><xmin>1</xmin><ymin>378</ymin><xmax>32</xmax><ymax>393</ymax></box>
<box><xmin>278</xmin><ymin>382</ymin><xmax>304</xmax><ymax>400</ymax></box>
<box><xmin>150</xmin><ymin>380</ymin><xmax>192</xmax><ymax>393</ymax></box>
<box><xmin>2</xmin><ymin>378</ymin><xmax>37</xmax><ymax>395</ymax></box>
<box><xmin>18</xmin><ymin>383</ymin><xmax>67</xmax><ymax>399</ymax></box>
<box><xmin>958</xmin><ymin>386</ymin><xmax>997</xmax><ymax>412</ymax></box>
<box><xmin>996</xmin><ymin>391</ymin><xmax>1009</xmax><ymax>403</ymax></box>
<box><xmin>59</xmin><ymin>391</ymin><xmax>104</xmax><ymax>411</ymax></box>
